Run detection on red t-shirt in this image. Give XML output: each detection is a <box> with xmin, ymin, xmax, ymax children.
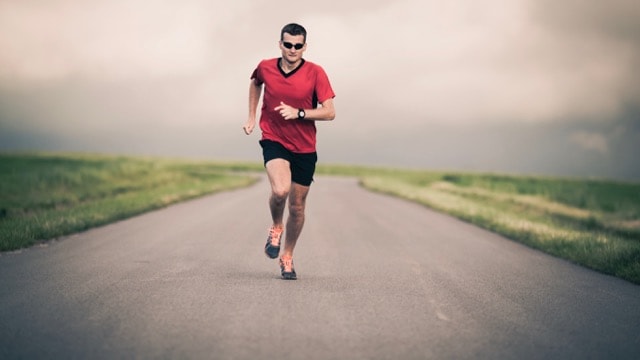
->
<box><xmin>251</xmin><ymin>58</ymin><xmax>335</xmax><ymax>153</ymax></box>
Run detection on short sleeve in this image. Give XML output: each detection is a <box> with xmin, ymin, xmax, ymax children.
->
<box><xmin>315</xmin><ymin>66</ymin><xmax>335</xmax><ymax>103</ymax></box>
<box><xmin>250</xmin><ymin>63</ymin><xmax>263</xmax><ymax>85</ymax></box>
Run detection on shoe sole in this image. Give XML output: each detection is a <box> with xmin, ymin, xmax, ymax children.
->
<box><xmin>265</xmin><ymin>243</ymin><xmax>280</xmax><ymax>259</ymax></box>
<box><xmin>281</xmin><ymin>272</ymin><xmax>297</xmax><ymax>280</ymax></box>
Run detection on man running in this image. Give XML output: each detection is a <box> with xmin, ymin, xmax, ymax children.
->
<box><xmin>243</xmin><ymin>23</ymin><xmax>336</xmax><ymax>280</ymax></box>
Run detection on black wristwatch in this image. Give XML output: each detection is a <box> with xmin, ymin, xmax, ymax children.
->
<box><xmin>297</xmin><ymin>108</ymin><xmax>305</xmax><ymax>119</ymax></box>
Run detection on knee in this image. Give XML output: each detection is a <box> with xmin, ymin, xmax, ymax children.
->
<box><xmin>288</xmin><ymin>202</ymin><xmax>305</xmax><ymax>218</ymax></box>
<box><xmin>271</xmin><ymin>187</ymin><xmax>290</xmax><ymax>202</ymax></box>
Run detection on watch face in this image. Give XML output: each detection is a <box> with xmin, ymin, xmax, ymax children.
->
<box><xmin>298</xmin><ymin>110</ymin><xmax>305</xmax><ymax>118</ymax></box>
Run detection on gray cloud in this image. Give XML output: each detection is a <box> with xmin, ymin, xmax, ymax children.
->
<box><xmin>2</xmin><ymin>0</ymin><xmax>638</xmax><ymax>123</ymax></box>
<box><xmin>569</xmin><ymin>131</ymin><xmax>609</xmax><ymax>155</ymax></box>
<box><xmin>1</xmin><ymin>0</ymin><xmax>639</xmax><ymax>180</ymax></box>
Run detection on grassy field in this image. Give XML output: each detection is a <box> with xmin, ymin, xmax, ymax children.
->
<box><xmin>0</xmin><ymin>153</ymin><xmax>260</xmax><ymax>251</ymax></box>
<box><xmin>318</xmin><ymin>165</ymin><xmax>640</xmax><ymax>284</ymax></box>
<box><xmin>2</xmin><ymin>153</ymin><xmax>639</xmax><ymax>284</ymax></box>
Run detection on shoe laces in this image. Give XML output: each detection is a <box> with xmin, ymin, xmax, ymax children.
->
<box><xmin>280</xmin><ymin>257</ymin><xmax>294</xmax><ymax>272</ymax></box>
<box><xmin>269</xmin><ymin>226</ymin><xmax>283</xmax><ymax>246</ymax></box>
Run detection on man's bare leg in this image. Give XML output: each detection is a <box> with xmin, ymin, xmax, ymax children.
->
<box><xmin>282</xmin><ymin>182</ymin><xmax>310</xmax><ymax>259</ymax></box>
<box><xmin>265</xmin><ymin>159</ymin><xmax>291</xmax><ymax>228</ymax></box>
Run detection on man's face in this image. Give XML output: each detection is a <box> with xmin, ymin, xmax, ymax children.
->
<box><xmin>279</xmin><ymin>33</ymin><xmax>306</xmax><ymax>64</ymax></box>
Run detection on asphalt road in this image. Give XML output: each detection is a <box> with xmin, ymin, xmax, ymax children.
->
<box><xmin>1</xmin><ymin>176</ymin><xmax>639</xmax><ymax>359</ymax></box>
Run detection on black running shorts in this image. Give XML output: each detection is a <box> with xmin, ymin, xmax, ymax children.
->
<box><xmin>260</xmin><ymin>139</ymin><xmax>318</xmax><ymax>186</ymax></box>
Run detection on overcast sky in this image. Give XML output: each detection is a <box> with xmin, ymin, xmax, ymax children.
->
<box><xmin>1</xmin><ymin>0</ymin><xmax>639</xmax><ymax>180</ymax></box>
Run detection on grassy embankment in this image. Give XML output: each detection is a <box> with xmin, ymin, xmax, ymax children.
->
<box><xmin>2</xmin><ymin>153</ymin><xmax>638</xmax><ymax>284</ymax></box>
<box><xmin>0</xmin><ymin>153</ymin><xmax>261</xmax><ymax>251</ymax></box>
<box><xmin>318</xmin><ymin>164</ymin><xmax>640</xmax><ymax>284</ymax></box>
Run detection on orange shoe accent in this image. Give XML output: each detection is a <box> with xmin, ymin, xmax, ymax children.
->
<box><xmin>268</xmin><ymin>226</ymin><xmax>283</xmax><ymax>247</ymax></box>
<box><xmin>265</xmin><ymin>226</ymin><xmax>283</xmax><ymax>259</ymax></box>
<box><xmin>279</xmin><ymin>257</ymin><xmax>297</xmax><ymax>280</ymax></box>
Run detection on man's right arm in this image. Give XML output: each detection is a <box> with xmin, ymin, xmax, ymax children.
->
<box><xmin>244</xmin><ymin>79</ymin><xmax>263</xmax><ymax>135</ymax></box>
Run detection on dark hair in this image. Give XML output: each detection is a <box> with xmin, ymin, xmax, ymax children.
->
<box><xmin>281</xmin><ymin>23</ymin><xmax>307</xmax><ymax>43</ymax></box>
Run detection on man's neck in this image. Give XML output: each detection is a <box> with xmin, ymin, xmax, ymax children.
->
<box><xmin>280</xmin><ymin>58</ymin><xmax>302</xmax><ymax>73</ymax></box>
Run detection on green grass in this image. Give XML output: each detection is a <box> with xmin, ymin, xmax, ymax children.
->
<box><xmin>2</xmin><ymin>154</ymin><xmax>639</xmax><ymax>284</ymax></box>
<box><xmin>0</xmin><ymin>153</ymin><xmax>261</xmax><ymax>251</ymax></box>
<box><xmin>317</xmin><ymin>165</ymin><xmax>640</xmax><ymax>284</ymax></box>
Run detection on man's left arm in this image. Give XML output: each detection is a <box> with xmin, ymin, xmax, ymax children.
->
<box><xmin>301</xmin><ymin>98</ymin><xmax>335</xmax><ymax>121</ymax></box>
<box><xmin>274</xmin><ymin>98</ymin><xmax>335</xmax><ymax>121</ymax></box>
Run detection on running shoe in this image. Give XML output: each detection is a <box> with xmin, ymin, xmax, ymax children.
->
<box><xmin>264</xmin><ymin>226</ymin><xmax>283</xmax><ymax>259</ymax></box>
<box><xmin>279</xmin><ymin>257</ymin><xmax>297</xmax><ymax>280</ymax></box>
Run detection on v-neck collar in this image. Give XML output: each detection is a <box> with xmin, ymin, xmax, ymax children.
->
<box><xmin>278</xmin><ymin>58</ymin><xmax>305</xmax><ymax>78</ymax></box>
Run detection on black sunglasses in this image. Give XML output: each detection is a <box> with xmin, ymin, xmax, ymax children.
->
<box><xmin>282</xmin><ymin>42</ymin><xmax>304</xmax><ymax>50</ymax></box>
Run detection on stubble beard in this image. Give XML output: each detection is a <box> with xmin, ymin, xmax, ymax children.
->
<box><xmin>283</xmin><ymin>53</ymin><xmax>301</xmax><ymax>67</ymax></box>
